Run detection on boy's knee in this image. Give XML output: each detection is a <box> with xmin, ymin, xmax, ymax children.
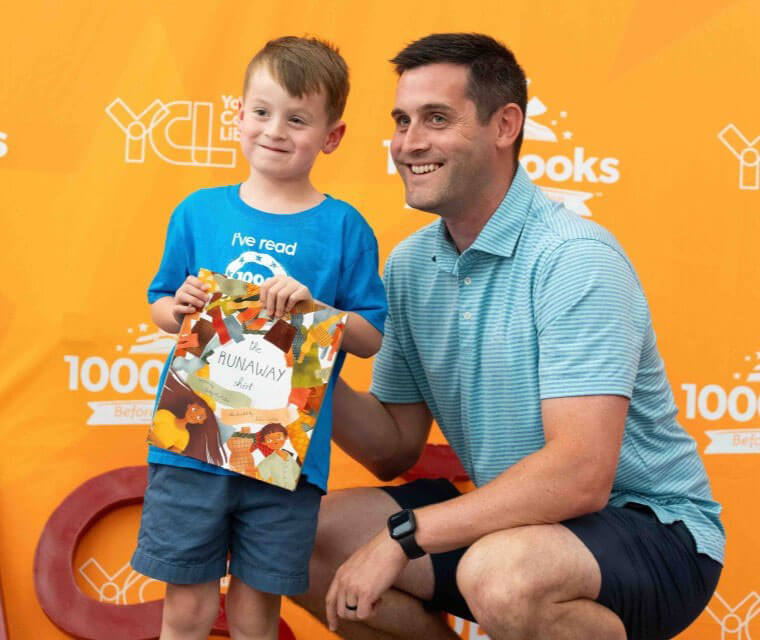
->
<box><xmin>163</xmin><ymin>582</ymin><xmax>220</xmax><ymax>632</ymax></box>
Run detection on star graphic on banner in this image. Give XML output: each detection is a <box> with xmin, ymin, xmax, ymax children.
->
<box><xmin>127</xmin><ymin>328</ymin><xmax>134</xmax><ymax>334</ymax></box>
<box><xmin>139</xmin><ymin>323</ymin><xmax>149</xmax><ymax>332</ymax></box>
<box><xmin>563</xmin><ymin>131</ymin><xmax>573</xmax><ymax>140</ymax></box>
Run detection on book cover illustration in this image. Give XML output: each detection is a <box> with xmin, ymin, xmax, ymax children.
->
<box><xmin>148</xmin><ymin>268</ymin><xmax>347</xmax><ymax>491</ymax></box>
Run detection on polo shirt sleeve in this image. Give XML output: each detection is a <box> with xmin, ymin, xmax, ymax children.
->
<box><xmin>147</xmin><ymin>202</ymin><xmax>191</xmax><ymax>304</ymax></box>
<box><xmin>334</xmin><ymin>214</ymin><xmax>387</xmax><ymax>334</ymax></box>
<box><xmin>370</xmin><ymin>253</ymin><xmax>425</xmax><ymax>404</ymax></box>
<box><xmin>534</xmin><ymin>239</ymin><xmax>647</xmax><ymax>400</ymax></box>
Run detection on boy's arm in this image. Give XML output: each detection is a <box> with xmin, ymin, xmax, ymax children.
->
<box><xmin>259</xmin><ymin>275</ymin><xmax>383</xmax><ymax>358</ymax></box>
<box><xmin>340</xmin><ymin>312</ymin><xmax>382</xmax><ymax>358</ymax></box>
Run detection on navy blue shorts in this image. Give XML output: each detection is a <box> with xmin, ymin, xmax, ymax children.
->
<box><xmin>381</xmin><ymin>479</ymin><xmax>721</xmax><ymax>640</ymax></box>
<box><xmin>131</xmin><ymin>463</ymin><xmax>322</xmax><ymax>595</ymax></box>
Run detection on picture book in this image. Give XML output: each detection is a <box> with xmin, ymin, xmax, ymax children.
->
<box><xmin>147</xmin><ymin>268</ymin><xmax>347</xmax><ymax>490</ymax></box>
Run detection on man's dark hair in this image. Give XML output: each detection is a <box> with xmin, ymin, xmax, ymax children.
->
<box><xmin>390</xmin><ymin>33</ymin><xmax>527</xmax><ymax>159</ymax></box>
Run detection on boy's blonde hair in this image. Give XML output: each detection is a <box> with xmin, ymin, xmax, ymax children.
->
<box><xmin>244</xmin><ymin>36</ymin><xmax>349</xmax><ymax>125</ymax></box>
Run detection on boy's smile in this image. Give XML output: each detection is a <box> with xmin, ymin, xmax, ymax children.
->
<box><xmin>238</xmin><ymin>66</ymin><xmax>344</xmax><ymax>184</ymax></box>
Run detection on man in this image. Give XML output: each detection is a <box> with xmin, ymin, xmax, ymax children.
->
<box><xmin>294</xmin><ymin>33</ymin><xmax>724</xmax><ymax>640</ymax></box>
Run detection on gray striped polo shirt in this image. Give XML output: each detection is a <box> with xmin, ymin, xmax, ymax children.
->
<box><xmin>371</xmin><ymin>165</ymin><xmax>724</xmax><ymax>563</ymax></box>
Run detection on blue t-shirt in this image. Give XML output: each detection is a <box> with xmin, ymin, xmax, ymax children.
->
<box><xmin>147</xmin><ymin>185</ymin><xmax>387</xmax><ymax>491</ymax></box>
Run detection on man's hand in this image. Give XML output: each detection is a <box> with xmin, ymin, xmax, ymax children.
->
<box><xmin>325</xmin><ymin>529</ymin><xmax>409</xmax><ymax>631</ymax></box>
<box><xmin>259</xmin><ymin>275</ymin><xmax>312</xmax><ymax>318</ymax></box>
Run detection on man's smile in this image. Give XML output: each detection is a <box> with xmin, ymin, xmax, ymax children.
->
<box><xmin>408</xmin><ymin>163</ymin><xmax>443</xmax><ymax>175</ymax></box>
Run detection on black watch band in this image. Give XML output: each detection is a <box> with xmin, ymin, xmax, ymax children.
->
<box><xmin>387</xmin><ymin>509</ymin><xmax>426</xmax><ymax>559</ymax></box>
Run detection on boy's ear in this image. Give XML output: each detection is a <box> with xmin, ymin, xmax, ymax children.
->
<box><xmin>322</xmin><ymin>120</ymin><xmax>347</xmax><ymax>155</ymax></box>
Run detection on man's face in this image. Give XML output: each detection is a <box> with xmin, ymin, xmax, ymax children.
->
<box><xmin>390</xmin><ymin>63</ymin><xmax>498</xmax><ymax>216</ymax></box>
<box><xmin>238</xmin><ymin>66</ymin><xmax>340</xmax><ymax>183</ymax></box>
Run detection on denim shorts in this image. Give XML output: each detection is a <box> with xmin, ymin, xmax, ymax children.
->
<box><xmin>381</xmin><ymin>478</ymin><xmax>721</xmax><ymax>640</ymax></box>
<box><xmin>131</xmin><ymin>463</ymin><xmax>322</xmax><ymax>595</ymax></box>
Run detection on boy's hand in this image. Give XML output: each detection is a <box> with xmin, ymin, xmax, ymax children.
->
<box><xmin>173</xmin><ymin>276</ymin><xmax>210</xmax><ymax>323</ymax></box>
<box><xmin>260</xmin><ymin>275</ymin><xmax>312</xmax><ymax>318</ymax></box>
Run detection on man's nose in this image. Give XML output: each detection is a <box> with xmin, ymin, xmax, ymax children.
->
<box><xmin>401</xmin><ymin>121</ymin><xmax>431</xmax><ymax>155</ymax></box>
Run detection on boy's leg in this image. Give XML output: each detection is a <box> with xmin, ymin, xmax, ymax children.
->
<box><xmin>131</xmin><ymin>465</ymin><xmax>232</xmax><ymax>637</ymax></box>
<box><xmin>226</xmin><ymin>577</ymin><xmax>281</xmax><ymax>640</ymax></box>
<box><xmin>292</xmin><ymin>485</ymin><xmax>460</xmax><ymax>639</ymax></box>
<box><xmin>161</xmin><ymin>581</ymin><xmax>220</xmax><ymax>640</ymax></box>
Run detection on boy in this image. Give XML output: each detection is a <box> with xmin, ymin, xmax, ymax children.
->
<box><xmin>131</xmin><ymin>36</ymin><xmax>386</xmax><ymax>639</ymax></box>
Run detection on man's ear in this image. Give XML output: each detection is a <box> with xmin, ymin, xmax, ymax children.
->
<box><xmin>494</xmin><ymin>103</ymin><xmax>523</xmax><ymax>152</ymax></box>
<box><xmin>322</xmin><ymin>120</ymin><xmax>347</xmax><ymax>154</ymax></box>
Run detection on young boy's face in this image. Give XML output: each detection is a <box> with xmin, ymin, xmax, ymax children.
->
<box><xmin>238</xmin><ymin>65</ymin><xmax>344</xmax><ymax>182</ymax></box>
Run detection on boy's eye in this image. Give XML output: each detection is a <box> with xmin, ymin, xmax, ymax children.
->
<box><xmin>290</xmin><ymin>116</ymin><xmax>306</xmax><ymax>125</ymax></box>
<box><xmin>253</xmin><ymin>108</ymin><xmax>268</xmax><ymax>117</ymax></box>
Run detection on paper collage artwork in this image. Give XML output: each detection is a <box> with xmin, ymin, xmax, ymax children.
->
<box><xmin>148</xmin><ymin>268</ymin><xmax>347</xmax><ymax>491</ymax></box>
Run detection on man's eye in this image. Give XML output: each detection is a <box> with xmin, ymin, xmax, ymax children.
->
<box><xmin>395</xmin><ymin>116</ymin><xmax>410</xmax><ymax>128</ymax></box>
<box><xmin>430</xmin><ymin>114</ymin><xmax>447</xmax><ymax>125</ymax></box>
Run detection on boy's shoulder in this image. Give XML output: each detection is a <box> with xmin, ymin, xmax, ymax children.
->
<box><xmin>175</xmin><ymin>185</ymin><xmax>233</xmax><ymax>211</ymax></box>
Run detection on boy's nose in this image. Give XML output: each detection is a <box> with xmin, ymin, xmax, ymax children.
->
<box><xmin>264</xmin><ymin>117</ymin><xmax>287</xmax><ymax>140</ymax></box>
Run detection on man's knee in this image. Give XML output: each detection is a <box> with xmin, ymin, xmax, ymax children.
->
<box><xmin>456</xmin><ymin>529</ymin><xmax>550</xmax><ymax>635</ymax></box>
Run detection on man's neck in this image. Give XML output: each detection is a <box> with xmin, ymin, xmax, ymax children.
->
<box><xmin>240</xmin><ymin>171</ymin><xmax>324</xmax><ymax>214</ymax></box>
<box><xmin>443</xmin><ymin>163</ymin><xmax>516</xmax><ymax>253</ymax></box>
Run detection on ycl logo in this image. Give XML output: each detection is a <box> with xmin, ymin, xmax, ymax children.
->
<box><xmin>105</xmin><ymin>96</ymin><xmax>241</xmax><ymax>168</ymax></box>
<box><xmin>0</xmin><ymin>131</ymin><xmax>8</xmax><ymax>158</ymax></box>
<box><xmin>718</xmin><ymin>124</ymin><xmax>759</xmax><ymax>190</ymax></box>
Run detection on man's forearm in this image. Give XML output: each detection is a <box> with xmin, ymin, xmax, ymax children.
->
<box><xmin>331</xmin><ymin>378</ymin><xmax>428</xmax><ymax>480</ymax></box>
<box><xmin>413</xmin><ymin>439</ymin><xmax>614</xmax><ymax>554</ymax></box>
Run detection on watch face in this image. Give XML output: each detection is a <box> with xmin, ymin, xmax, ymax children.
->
<box><xmin>389</xmin><ymin>510</ymin><xmax>415</xmax><ymax>539</ymax></box>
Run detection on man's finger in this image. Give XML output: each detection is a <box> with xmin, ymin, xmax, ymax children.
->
<box><xmin>356</xmin><ymin>592</ymin><xmax>374</xmax><ymax>621</ymax></box>
<box><xmin>325</xmin><ymin>578</ymin><xmax>339</xmax><ymax>631</ymax></box>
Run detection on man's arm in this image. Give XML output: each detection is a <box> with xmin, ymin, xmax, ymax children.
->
<box><xmin>413</xmin><ymin>394</ymin><xmax>627</xmax><ymax>553</ymax></box>
<box><xmin>325</xmin><ymin>393</ymin><xmax>627</xmax><ymax>628</ymax></box>
<box><xmin>331</xmin><ymin>377</ymin><xmax>433</xmax><ymax>481</ymax></box>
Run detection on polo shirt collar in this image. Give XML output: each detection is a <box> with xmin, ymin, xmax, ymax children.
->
<box><xmin>433</xmin><ymin>165</ymin><xmax>536</xmax><ymax>272</ymax></box>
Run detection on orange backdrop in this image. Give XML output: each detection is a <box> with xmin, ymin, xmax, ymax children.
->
<box><xmin>2</xmin><ymin>1</ymin><xmax>759</xmax><ymax>638</ymax></box>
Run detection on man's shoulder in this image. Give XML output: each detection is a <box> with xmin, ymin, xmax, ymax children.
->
<box><xmin>524</xmin><ymin>190</ymin><xmax>627</xmax><ymax>261</ymax></box>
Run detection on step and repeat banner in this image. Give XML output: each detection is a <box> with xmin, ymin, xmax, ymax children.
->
<box><xmin>2</xmin><ymin>1</ymin><xmax>758</xmax><ymax>638</ymax></box>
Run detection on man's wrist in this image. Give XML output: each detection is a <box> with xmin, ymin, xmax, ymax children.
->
<box><xmin>387</xmin><ymin>509</ymin><xmax>426</xmax><ymax>559</ymax></box>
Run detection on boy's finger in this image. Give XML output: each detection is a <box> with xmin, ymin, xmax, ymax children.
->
<box><xmin>184</xmin><ymin>285</ymin><xmax>209</xmax><ymax>301</ymax></box>
<box><xmin>275</xmin><ymin>285</ymin><xmax>295</xmax><ymax>317</ymax></box>
<box><xmin>177</xmin><ymin>292</ymin><xmax>206</xmax><ymax>308</ymax></box>
<box><xmin>186</xmin><ymin>276</ymin><xmax>209</xmax><ymax>291</ymax></box>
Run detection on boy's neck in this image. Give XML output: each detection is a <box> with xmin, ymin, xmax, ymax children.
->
<box><xmin>239</xmin><ymin>172</ymin><xmax>325</xmax><ymax>214</ymax></box>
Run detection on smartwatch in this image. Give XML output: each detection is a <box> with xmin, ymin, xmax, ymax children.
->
<box><xmin>387</xmin><ymin>509</ymin><xmax>426</xmax><ymax>559</ymax></box>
